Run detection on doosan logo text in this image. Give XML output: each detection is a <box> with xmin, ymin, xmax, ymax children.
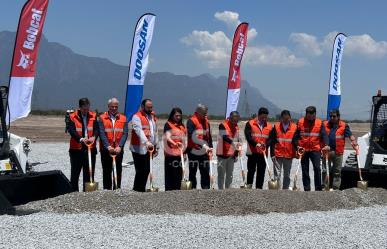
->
<box><xmin>332</xmin><ymin>38</ymin><xmax>343</xmax><ymax>91</ymax></box>
<box><xmin>133</xmin><ymin>19</ymin><xmax>149</xmax><ymax>80</ymax></box>
<box><xmin>23</xmin><ymin>8</ymin><xmax>43</xmax><ymax>51</ymax></box>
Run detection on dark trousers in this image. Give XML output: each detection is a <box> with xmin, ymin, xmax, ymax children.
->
<box><xmin>101</xmin><ymin>150</ymin><xmax>123</xmax><ymax>190</ymax></box>
<box><xmin>247</xmin><ymin>153</ymin><xmax>266</xmax><ymax>189</ymax></box>
<box><xmin>132</xmin><ymin>152</ymin><xmax>151</xmax><ymax>192</ymax></box>
<box><xmin>69</xmin><ymin>149</ymin><xmax>96</xmax><ymax>192</ymax></box>
<box><xmin>188</xmin><ymin>152</ymin><xmax>210</xmax><ymax>189</ymax></box>
<box><xmin>301</xmin><ymin>151</ymin><xmax>322</xmax><ymax>191</ymax></box>
<box><xmin>165</xmin><ymin>155</ymin><xmax>183</xmax><ymax>191</ymax></box>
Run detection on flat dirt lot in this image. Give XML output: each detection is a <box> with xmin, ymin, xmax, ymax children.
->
<box><xmin>9</xmin><ymin>115</ymin><xmax>370</xmax><ymax>148</ymax></box>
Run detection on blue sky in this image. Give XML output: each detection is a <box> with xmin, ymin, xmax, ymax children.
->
<box><xmin>2</xmin><ymin>0</ymin><xmax>387</xmax><ymax>119</ymax></box>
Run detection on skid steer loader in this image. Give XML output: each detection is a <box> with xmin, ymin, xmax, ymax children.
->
<box><xmin>341</xmin><ymin>90</ymin><xmax>387</xmax><ymax>189</ymax></box>
<box><xmin>0</xmin><ymin>86</ymin><xmax>72</xmax><ymax>211</ymax></box>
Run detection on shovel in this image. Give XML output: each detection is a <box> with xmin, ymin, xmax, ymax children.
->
<box><xmin>110</xmin><ymin>153</ymin><xmax>119</xmax><ymax>190</ymax></box>
<box><xmin>323</xmin><ymin>151</ymin><xmax>333</xmax><ymax>191</ymax></box>
<box><xmin>146</xmin><ymin>146</ymin><xmax>159</xmax><ymax>192</ymax></box>
<box><xmin>260</xmin><ymin>145</ymin><xmax>279</xmax><ymax>190</ymax></box>
<box><xmin>355</xmin><ymin>145</ymin><xmax>368</xmax><ymax>190</ymax></box>
<box><xmin>292</xmin><ymin>147</ymin><xmax>305</xmax><ymax>191</ymax></box>
<box><xmin>85</xmin><ymin>143</ymin><xmax>98</xmax><ymax>192</ymax></box>
<box><xmin>238</xmin><ymin>146</ymin><xmax>248</xmax><ymax>189</ymax></box>
<box><xmin>208</xmin><ymin>150</ymin><xmax>215</xmax><ymax>190</ymax></box>
<box><xmin>179</xmin><ymin>145</ymin><xmax>192</xmax><ymax>190</ymax></box>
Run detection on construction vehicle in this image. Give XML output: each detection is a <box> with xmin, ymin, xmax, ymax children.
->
<box><xmin>0</xmin><ymin>86</ymin><xmax>72</xmax><ymax>211</ymax></box>
<box><xmin>341</xmin><ymin>90</ymin><xmax>387</xmax><ymax>189</ymax></box>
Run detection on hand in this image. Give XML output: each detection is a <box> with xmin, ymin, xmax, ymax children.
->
<box><xmin>322</xmin><ymin>145</ymin><xmax>330</xmax><ymax>152</ymax></box>
<box><xmin>153</xmin><ymin>149</ymin><xmax>159</xmax><ymax>157</ymax></box>
<box><xmin>114</xmin><ymin>147</ymin><xmax>122</xmax><ymax>154</ymax></box>
<box><xmin>351</xmin><ymin>140</ymin><xmax>358</xmax><ymax>148</ymax></box>
<box><xmin>107</xmin><ymin>146</ymin><xmax>115</xmax><ymax>154</ymax></box>
<box><xmin>146</xmin><ymin>141</ymin><xmax>154</xmax><ymax>150</ymax></box>
<box><xmin>88</xmin><ymin>136</ymin><xmax>95</xmax><ymax>144</ymax></box>
<box><xmin>175</xmin><ymin>141</ymin><xmax>183</xmax><ymax>149</ymax></box>
<box><xmin>203</xmin><ymin>144</ymin><xmax>212</xmax><ymax>153</ymax></box>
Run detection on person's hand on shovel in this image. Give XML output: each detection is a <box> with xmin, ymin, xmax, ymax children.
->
<box><xmin>114</xmin><ymin>146</ymin><xmax>122</xmax><ymax>155</ymax></box>
<box><xmin>322</xmin><ymin>145</ymin><xmax>330</xmax><ymax>152</ymax></box>
<box><xmin>107</xmin><ymin>146</ymin><xmax>115</xmax><ymax>154</ymax></box>
<box><xmin>256</xmin><ymin>143</ymin><xmax>266</xmax><ymax>154</ymax></box>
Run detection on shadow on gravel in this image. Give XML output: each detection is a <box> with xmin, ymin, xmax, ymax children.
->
<box><xmin>16</xmin><ymin>188</ymin><xmax>387</xmax><ymax>217</ymax></box>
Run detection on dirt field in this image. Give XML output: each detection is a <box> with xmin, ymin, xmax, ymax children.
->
<box><xmin>10</xmin><ymin>115</ymin><xmax>370</xmax><ymax>146</ymax></box>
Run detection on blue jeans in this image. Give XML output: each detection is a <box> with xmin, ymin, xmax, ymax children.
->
<box><xmin>301</xmin><ymin>151</ymin><xmax>322</xmax><ymax>191</ymax></box>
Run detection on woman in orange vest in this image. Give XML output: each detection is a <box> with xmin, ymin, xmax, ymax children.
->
<box><xmin>216</xmin><ymin>111</ymin><xmax>241</xmax><ymax>189</ymax></box>
<box><xmin>323</xmin><ymin>109</ymin><xmax>357</xmax><ymax>190</ymax></box>
<box><xmin>98</xmin><ymin>98</ymin><xmax>128</xmax><ymax>190</ymax></box>
<box><xmin>269</xmin><ymin>110</ymin><xmax>297</xmax><ymax>190</ymax></box>
<box><xmin>294</xmin><ymin>106</ymin><xmax>329</xmax><ymax>191</ymax></box>
<box><xmin>67</xmin><ymin>98</ymin><xmax>99</xmax><ymax>192</ymax></box>
<box><xmin>163</xmin><ymin>107</ymin><xmax>187</xmax><ymax>191</ymax></box>
<box><xmin>244</xmin><ymin>107</ymin><xmax>273</xmax><ymax>189</ymax></box>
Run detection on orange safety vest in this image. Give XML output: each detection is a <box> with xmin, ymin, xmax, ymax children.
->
<box><xmin>247</xmin><ymin>119</ymin><xmax>272</xmax><ymax>154</ymax></box>
<box><xmin>100</xmin><ymin>112</ymin><xmax>127</xmax><ymax>149</ymax></box>
<box><xmin>274</xmin><ymin>122</ymin><xmax>296</xmax><ymax>158</ymax></box>
<box><xmin>164</xmin><ymin>121</ymin><xmax>186</xmax><ymax>157</ymax></box>
<box><xmin>216</xmin><ymin>119</ymin><xmax>239</xmax><ymax>157</ymax></box>
<box><xmin>69</xmin><ymin>111</ymin><xmax>97</xmax><ymax>150</ymax></box>
<box><xmin>323</xmin><ymin>120</ymin><xmax>346</xmax><ymax>155</ymax></box>
<box><xmin>297</xmin><ymin>117</ymin><xmax>323</xmax><ymax>152</ymax></box>
<box><xmin>187</xmin><ymin>112</ymin><xmax>210</xmax><ymax>150</ymax></box>
<box><xmin>131</xmin><ymin>111</ymin><xmax>157</xmax><ymax>146</ymax></box>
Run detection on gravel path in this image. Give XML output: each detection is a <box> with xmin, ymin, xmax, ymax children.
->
<box><xmin>1</xmin><ymin>206</ymin><xmax>386</xmax><ymax>248</ymax></box>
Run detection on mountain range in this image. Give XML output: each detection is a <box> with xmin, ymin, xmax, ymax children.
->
<box><xmin>0</xmin><ymin>31</ymin><xmax>282</xmax><ymax>117</ymax></box>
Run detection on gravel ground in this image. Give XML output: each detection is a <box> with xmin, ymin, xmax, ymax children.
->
<box><xmin>2</xmin><ymin>142</ymin><xmax>386</xmax><ymax>248</ymax></box>
<box><xmin>1</xmin><ymin>206</ymin><xmax>386</xmax><ymax>248</ymax></box>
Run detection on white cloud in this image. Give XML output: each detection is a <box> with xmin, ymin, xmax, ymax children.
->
<box><xmin>345</xmin><ymin>34</ymin><xmax>387</xmax><ymax>58</ymax></box>
<box><xmin>214</xmin><ymin>11</ymin><xmax>240</xmax><ymax>29</ymax></box>
<box><xmin>181</xmin><ymin>29</ymin><xmax>306</xmax><ymax>68</ymax></box>
<box><xmin>245</xmin><ymin>46</ymin><xmax>308</xmax><ymax>67</ymax></box>
<box><xmin>289</xmin><ymin>33</ymin><xmax>322</xmax><ymax>56</ymax></box>
<box><xmin>214</xmin><ymin>11</ymin><xmax>257</xmax><ymax>42</ymax></box>
<box><xmin>290</xmin><ymin>31</ymin><xmax>387</xmax><ymax>58</ymax></box>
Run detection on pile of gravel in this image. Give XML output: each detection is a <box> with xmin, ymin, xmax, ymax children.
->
<box><xmin>18</xmin><ymin>188</ymin><xmax>387</xmax><ymax>216</ymax></box>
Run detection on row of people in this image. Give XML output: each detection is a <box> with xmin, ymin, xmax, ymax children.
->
<box><xmin>67</xmin><ymin>97</ymin><xmax>357</xmax><ymax>192</ymax></box>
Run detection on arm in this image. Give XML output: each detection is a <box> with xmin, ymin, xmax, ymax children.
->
<box><xmin>219</xmin><ymin>123</ymin><xmax>234</xmax><ymax>144</ymax></box>
<box><xmin>269</xmin><ymin>127</ymin><xmax>277</xmax><ymax>157</ymax></box>
<box><xmin>92</xmin><ymin>118</ymin><xmax>99</xmax><ymax>140</ymax></box>
<box><xmin>244</xmin><ymin>122</ymin><xmax>257</xmax><ymax>147</ymax></box>
<box><xmin>131</xmin><ymin>114</ymin><xmax>149</xmax><ymax>145</ymax></box>
<box><xmin>292</xmin><ymin>123</ymin><xmax>300</xmax><ymax>148</ymax></box>
<box><xmin>320</xmin><ymin>123</ymin><xmax>329</xmax><ymax>146</ymax></box>
<box><xmin>118</xmin><ymin>121</ymin><xmax>129</xmax><ymax>148</ymax></box>
<box><xmin>98</xmin><ymin>119</ymin><xmax>110</xmax><ymax>150</ymax></box>
<box><xmin>345</xmin><ymin>124</ymin><xmax>357</xmax><ymax>145</ymax></box>
<box><xmin>208</xmin><ymin>123</ymin><xmax>213</xmax><ymax>148</ymax></box>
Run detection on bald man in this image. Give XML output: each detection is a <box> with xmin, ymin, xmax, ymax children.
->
<box><xmin>99</xmin><ymin>98</ymin><xmax>128</xmax><ymax>190</ymax></box>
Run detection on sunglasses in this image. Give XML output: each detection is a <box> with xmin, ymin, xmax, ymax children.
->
<box><xmin>330</xmin><ymin>115</ymin><xmax>338</xmax><ymax>118</ymax></box>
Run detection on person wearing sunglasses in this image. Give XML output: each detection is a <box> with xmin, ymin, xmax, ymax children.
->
<box><xmin>322</xmin><ymin>109</ymin><xmax>357</xmax><ymax>190</ymax></box>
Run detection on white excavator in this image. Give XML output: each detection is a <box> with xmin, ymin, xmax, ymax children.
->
<box><xmin>341</xmin><ymin>90</ymin><xmax>387</xmax><ymax>189</ymax></box>
<box><xmin>0</xmin><ymin>86</ymin><xmax>71</xmax><ymax>212</ymax></box>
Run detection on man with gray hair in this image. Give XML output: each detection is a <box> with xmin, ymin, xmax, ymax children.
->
<box><xmin>99</xmin><ymin>98</ymin><xmax>128</xmax><ymax>190</ymax></box>
<box><xmin>186</xmin><ymin>104</ymin><xmax>213</xmax><ymax>189</ymax></box>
